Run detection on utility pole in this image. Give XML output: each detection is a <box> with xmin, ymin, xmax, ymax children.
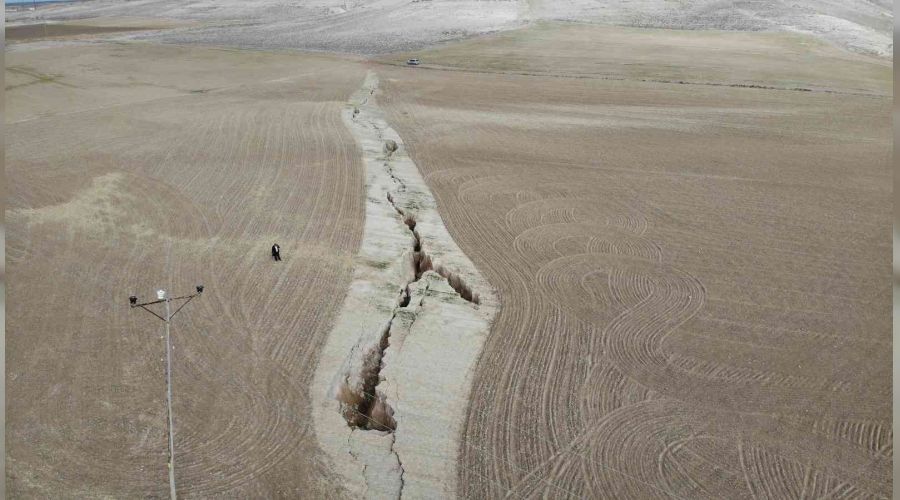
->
<box><xmin>129</xmin><ymin>285</ymin><xmax>204</xmax><ymax>500</ymax></box>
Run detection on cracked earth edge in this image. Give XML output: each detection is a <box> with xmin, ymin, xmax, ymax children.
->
<box><xmin>311</xmin><ymin>71</ymin><xmax>498</xmax><ymax>499</ymax></box>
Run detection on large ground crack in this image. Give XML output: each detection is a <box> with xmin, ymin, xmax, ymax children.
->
<box><xmin>314</xmin><ymin>70</ymin><xmax>497</xmax><ymax>499</ymax></box>
<box><xmin>337</xmin><ymin>119</ymin><xmax>484</xmax><ymax>437</ymax></box>
<box><xmin>338</xmin><ymin>315</ymin><xmax>397</xmax><ymax>431</ymax></box>
<box><xmin>386</xmin><ymin>192</ymin><xmax>480</xmax><ymax>304</ymax></box>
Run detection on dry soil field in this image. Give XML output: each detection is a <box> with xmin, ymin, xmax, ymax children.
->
<box><xmin>5</xmin><ymin>18</ymin><xmax>892</xmax><ymax>500</ymax></box>
<box><xmin>376</xmin><ymin>23</ymin><xmax>892</xmax><ymax>499</ymax></box>
<box><xmin>7</xmin><ymin>43</ymin><xmax>366</xmax><ymax>497</ymax></box>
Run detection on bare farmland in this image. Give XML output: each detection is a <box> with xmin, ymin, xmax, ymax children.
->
<box><xmin>376</xmin><ymin>23</ymin><xmax>892</xmax><ymax>498</ymax></box>
<box><xmin>5</xmin><ymin>17</ymin><xmax>892</xmax><ymax>499</ymax></box>
<box><xmin>7</xmin><ymin>44</ymin><xmax>366</xmax><ymax>497</ymax></box>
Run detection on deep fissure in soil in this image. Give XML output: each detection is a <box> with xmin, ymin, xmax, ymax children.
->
<box><xmin>337</xmin><ymin>139</ymin><xmax>481</xmax><ymax>436</ymax></box>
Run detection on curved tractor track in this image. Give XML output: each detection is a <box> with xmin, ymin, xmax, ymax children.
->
<box><xmin>376</xmin><ymin>26</ymin><xmax>891</xmax><ymax>499</ymax></box>
<box><xmin>7</xmin><ymin>44</ymin><xmax>366</xmax><ymax>498</ymax></box>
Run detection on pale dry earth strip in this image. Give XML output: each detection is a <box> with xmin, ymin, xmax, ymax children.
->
<box><xmin>312</xmin><ymin>71</ymin><xmax>497</xmax><ymax>499</ymax></box>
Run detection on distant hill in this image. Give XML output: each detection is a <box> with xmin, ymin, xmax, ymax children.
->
<box><xmin>7</xmin><ymin>0</ymin><xmax>892</xmax><ymax>57</ymax></box>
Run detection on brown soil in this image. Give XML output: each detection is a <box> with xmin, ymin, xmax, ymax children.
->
<box><xmin>376</xmin><ymin>23</ymin><xmax>892</xmax><ymax>499</ymax></box>
<box><xmin>5</xmin><ymin>23</ymin><xmax>153</xmax><ymax>41</ymax></box>
<box><xmin>386</xmin><ymin>22</ymin><xmax>891</xmax><ymax>95</ymax></box>
<box><xmin>6</xmin><ymin>20</ymin><xmax>891</xmax><ymax>498</ymax></box>
<box><xmin>6</xmin><ymin>43</ymin><xmax>366</xmax><ymax>497</ymax></box>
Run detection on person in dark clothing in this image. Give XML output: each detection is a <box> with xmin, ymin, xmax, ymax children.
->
<box><xmin>272</xmin><ymin>243</ymin><xmax>281</xmax><ymax>261</ymax></box>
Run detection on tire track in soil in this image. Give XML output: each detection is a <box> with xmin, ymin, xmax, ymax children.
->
<box><xmin>375</xmin><ymin>59</ymin><xmax>891</xmax><ymax>499</ymax></box>
<box><xmin>7</xmin><ymin>45</ymin><xmax>367</xmax><ymax>498</ymax></box>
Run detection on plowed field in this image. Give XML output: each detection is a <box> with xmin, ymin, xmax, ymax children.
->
<box><xmin>377</xmin><ymin>23</ymin><xmax>892</xmax><ymax>499</ymax></box>
<box><xmin>7</xmin><ymin>44</ymin><xmax>366</xmax><ymax>497</ymax></box>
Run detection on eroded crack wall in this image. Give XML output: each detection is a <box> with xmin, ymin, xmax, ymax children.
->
<box><xmin>312</xmin><ymin>71</ymin><xmax>498</xmax><ymax>499</ymax></box>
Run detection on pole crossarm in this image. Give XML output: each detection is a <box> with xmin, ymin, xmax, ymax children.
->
<box><xmin>131</xmin><ymin>293</ymin><xmax>200</xmax><ymax>309</ymax></box>
<box><xmin>130</xmin><ymin>293</ymin><xmax>201</xmax><ymax>322</ymax></box>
